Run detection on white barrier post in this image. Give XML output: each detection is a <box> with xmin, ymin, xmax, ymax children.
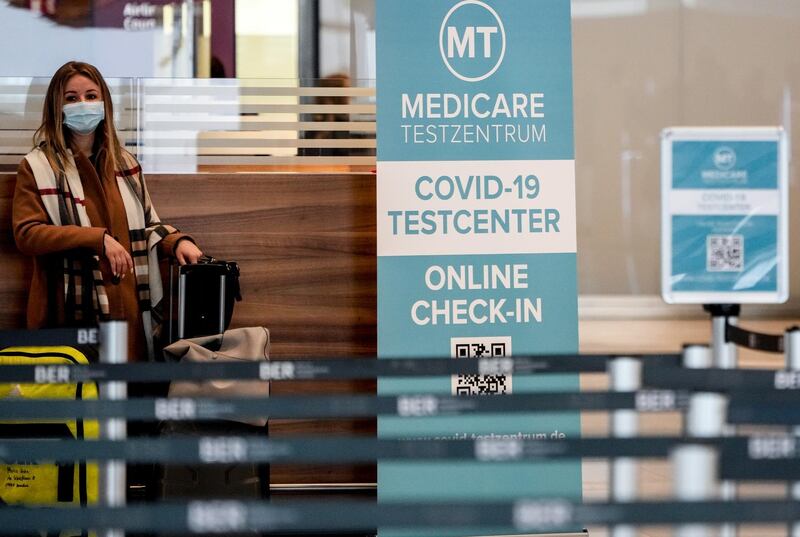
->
<box><xmin>609</xmin><ymin>356</ymin><xmax>642</xmax><ymax>537</ymax></box>
<box><xmin>712</xmin><ymin>316</ymin><xmax>738</xmax><ymax>537</ymax></box>
<box><xmin>673</xmin><ymin>345</ymin><xmax>726</xmax><ymax>537</ymax></box>
<box><xmin>785</xmin><ymin>327</ymin><xmax>800</xmax><ymax>537</ymax></box>
<box><xmin>711</xmin><ymin>314</ymin><xmax>738</xmax><ymax>371</ymax></box>
<box><xmin>683</xmin><ymin>344</ymin><xmax>713</xmax><ymax>370</ymax></box>
<box><xmin>99</xmin><ymin>321</ymin><xmax>127</xmax><ymax>537</ymax></box>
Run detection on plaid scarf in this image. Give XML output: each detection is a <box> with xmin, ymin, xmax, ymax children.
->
<box><xmin>25</xmin><ymin>148</ymin><xmax>177</xmax><ymax>360</ymax></box>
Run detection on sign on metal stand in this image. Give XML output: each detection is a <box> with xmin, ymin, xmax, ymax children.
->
<box><xmin>661</xmin><ymin>127</ymin><xmax>788</xmax><ymax>305</ymax></box>
<box><xmin>662</xmin><ymin>126</ymin><xmax>789</xmax><ymax>537</ymax></box>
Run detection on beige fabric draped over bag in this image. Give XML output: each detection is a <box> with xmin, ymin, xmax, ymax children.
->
<box><xmin>164</xmin><ymin>327</ymin><xmax>270</xmax><ymax>427</ymax></box>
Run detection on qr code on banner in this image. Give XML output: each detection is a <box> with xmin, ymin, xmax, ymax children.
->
<box><xmin>450</xmin><ymin>336</ymin><xmax>512</xmax><ymax>395</ymax></box>
<box><xmin>707</xmin><ymin>234</ymin><xmax>744</xmax><ymax>272</ymax></box>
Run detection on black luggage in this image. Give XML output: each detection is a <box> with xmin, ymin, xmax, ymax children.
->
<box><xmin>159</xmin><ymin>420</ymin><xmax>269</xmax><ymax>500</ymax></box>
<box><xmin>159</xmin><ymin>261</ymin><xmax>269</xmax><ymax>530</ymax></box>
<box><xmin>166</xmin><ymin>256</ymin><xmax>242</xmax><ymax>344</ymax></box>
<box><xmin>159</xmin><ymin>422</ymin><xmax>268</xmax><ymax>537</ymax></box>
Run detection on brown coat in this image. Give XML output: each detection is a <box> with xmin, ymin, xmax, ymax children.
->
<box><xmin>12</xmin><ymin>151</ymin><xmax>190</xmax><ymax>362</ymax></box>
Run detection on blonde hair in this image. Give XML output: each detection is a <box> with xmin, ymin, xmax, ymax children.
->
<box><xmin>33</xmin><ymin>61</ymin><xmax>125</xmax><ymax>180</ymax></box>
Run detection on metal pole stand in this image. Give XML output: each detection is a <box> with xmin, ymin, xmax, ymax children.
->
<box><xmin>704</xmin><ymin>304</ymin><xmax>739</xmax><ymax>537</ymax></box>
<box><xmin>703</xmin><ymin>304</ymin><xmax>740</xmax><ymax>370</ymax></box>
<box><xmin>609</xmin><ymin>357</ymin><xmax>642</xmax><ymax>537</ymax></box>
<box><xmin>99</xmin><ymin>321</ymin><xmax>128</xmax><ymax>537</ymax></box>
<box><xmin>785</xmin><ymin>327</ymin><xmax>800</xmax><ymax>537</ymax></box>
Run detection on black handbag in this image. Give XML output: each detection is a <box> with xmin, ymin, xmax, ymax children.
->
<box><xmin>166</xmin><ymin>256</ymin><xmax>242</xmax><ymax>344</ymax></box>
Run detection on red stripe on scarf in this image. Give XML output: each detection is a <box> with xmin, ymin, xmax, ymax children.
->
<box><xmin>115</xmin><ymin>165</ymin><xmax>141</xmax><ymax>177</ymax></box>
<box><xmin>38</xmin><ymin>188</ymin><xmax>86</xmax><ymax>205</ymax></box>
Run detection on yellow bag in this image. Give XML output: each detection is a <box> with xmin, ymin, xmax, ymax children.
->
<box><xmin>0</xmin><ymin>346</ymin><xmax>99</xmax><ymax>509</ymax></box>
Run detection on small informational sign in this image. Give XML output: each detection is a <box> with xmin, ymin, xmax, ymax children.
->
<box><xmin>93</xmin><ymin>1</ymin><xmax>168</xmax><ymax>30</ymax></box>
<box><xmin>661</xmin><ymin>127</ymin><xmax>788</xmax><ymax>304</ymax></box>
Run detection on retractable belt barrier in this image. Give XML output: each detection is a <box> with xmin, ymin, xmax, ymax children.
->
<box><xmin>3</xmin><ymin>325</ymin><xmax>800</xmax><ymax>536</ymax></box>
<box><xmin>726</xmin><ymin>323</ymin><xmax>785</xmax><ymax>354</ymax></box>
<box><xmin>0</xmin><ymin>327</ymin><xmax>101</xmax><ymax>348</ymax></box>
<box><xmin>0</xmin><ymin>436</ymin><xmax>795</xmax><ymax>481</ymax></box>
<box><xmin>0</xmin><ymin>353</ymin><xmax>681</xmax><ymax>382</ymax></box>
<box><xmin>1</xmin><ymin>499</ymin><xmax>799</xmax><ymax>534</ymax></box>
<box><xmin>8</xmin><ymin>359</ymin><xmax>800</xmax><ymax>389</ymax></box>
<box><xmin>0</xmin><ymin>435</ymin><xmax>788</xmax><ymax>467</ymax></box>
<box><xmin>0</xmin><ymin>436</ymin><xmax>709</xmax><ymax>464</ymax></box>
<box><xmin>0</xmin><ymin>390</ymin><xmax>798</xmax><ymax>423</ymax></box>
<box><xmin>643</xmin><ymin>366</ymin><xmax>800</xmax><ymax>391</ymax></box>
<box><xmin>0</xmin><ymin>391</ymin><xmax>690</xmax><ymax>419</ymax></box>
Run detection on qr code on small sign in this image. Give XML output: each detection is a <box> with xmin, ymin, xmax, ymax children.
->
<box><xmin>707</xmin><ymin>234</ymin><xmax>744</xmax><ymax>272</ymax></box>
<box><xmin>450</xmin><ymin>337</ymin><xmax>512</xmax><ymax>395</ymax></box>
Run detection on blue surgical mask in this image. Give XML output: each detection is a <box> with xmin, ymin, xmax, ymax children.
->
<box><xmin>63</xmin><ymin>101</ymin><xmax>105</xmax><ymax>135</ymax></box>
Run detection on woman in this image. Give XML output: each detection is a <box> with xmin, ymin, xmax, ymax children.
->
<box><xmin>13</xmin><ymin>61</ymin><xmax>203</xmax><ymax>362</ymax></box>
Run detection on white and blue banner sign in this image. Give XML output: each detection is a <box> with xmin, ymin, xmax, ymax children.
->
<box><xmin>661</xmin><ymin>127</ymin><xmax>789</xmax><ymax>304</ymax></box>
<box><xmin>376</xmin><ymin>0</ymin><xmax>580</xmax><ymax>534</ymax></box>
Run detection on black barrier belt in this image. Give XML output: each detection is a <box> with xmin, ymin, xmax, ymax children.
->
<box><xmin>725</xmin><ymin>323</ymin><xmax>785</xmax><ymax>354</ymax></box>
<box><xmin>0</xmin><ymin>391</ymin><xmax>691</xmax><ymax>420</ymax></box>
<box><xmin>0</xmin><ymin>328</ymin><xmax>100</xmax><ymax>348</ymax></box>
<box><xmin>0</xmin><ymin>500</ymin><xmax>799</xmax><ymax>533</ymax></box>
<box><xmin>0</xmin><ymin>354</ymin><xmax>681</xmax><ymax>383</ymax></box>
<box><xmin>642</xmin><ymin>366</ymin><xmax>800</xmax><ymax>391</ymax></box>
<box><xmin>720</xmin><ymin>435</ymin><xmax>800</xmax><ymax>480</ymax></box>
<box><xmin>0</xmin><ymin>436</ymin><xmax>710</xmax><ymax>464</ymax></box>
<box><xmin>4</xmin><ymin>391</ymin><xmax>798</xmax><ymax>422</ymax></box>
<box><xmin>728</xmin><ymin>391</ymin><xmax>800</xmax><ymax>425</ymax></box>
<box><xmin>8</xmin><ymin>436</ymin><xmax>797</xmax><ymax>481</ymax></box>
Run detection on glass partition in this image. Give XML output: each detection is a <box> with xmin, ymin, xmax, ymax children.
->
<box><xmin>0</xmin><ymin>77</ymin><xmax>376</xmax><ymax>173</ymax></box>
<box><xmin>138</xmin><ymin>78</ymin><xmax>375</xmax><ymax>172</ymax></box>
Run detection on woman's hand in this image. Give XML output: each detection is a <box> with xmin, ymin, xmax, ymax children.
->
<box><xmin>103</xmin><ymin>233</ymin><xmax>133</xmax><ymax>280</ymax></box>
<box><xmin>175</xmin><ymin>239</ymin><xmax>203</xmax><ymax>265</ymax></box>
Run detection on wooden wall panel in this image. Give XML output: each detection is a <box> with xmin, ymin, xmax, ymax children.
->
<box><xmin>0</xmin><ymin>172</ymin><xmax>378</xmax><ymax>485</ymax></box>
<box><xmin>147</xmin><ymin>173</ymin><xmax>378</xmax><ymax>358</ymax></box>
<box><xmin>0</xmin><ymin>176</ymin><xmax>31</xmax><ymax>329</ymax></box>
